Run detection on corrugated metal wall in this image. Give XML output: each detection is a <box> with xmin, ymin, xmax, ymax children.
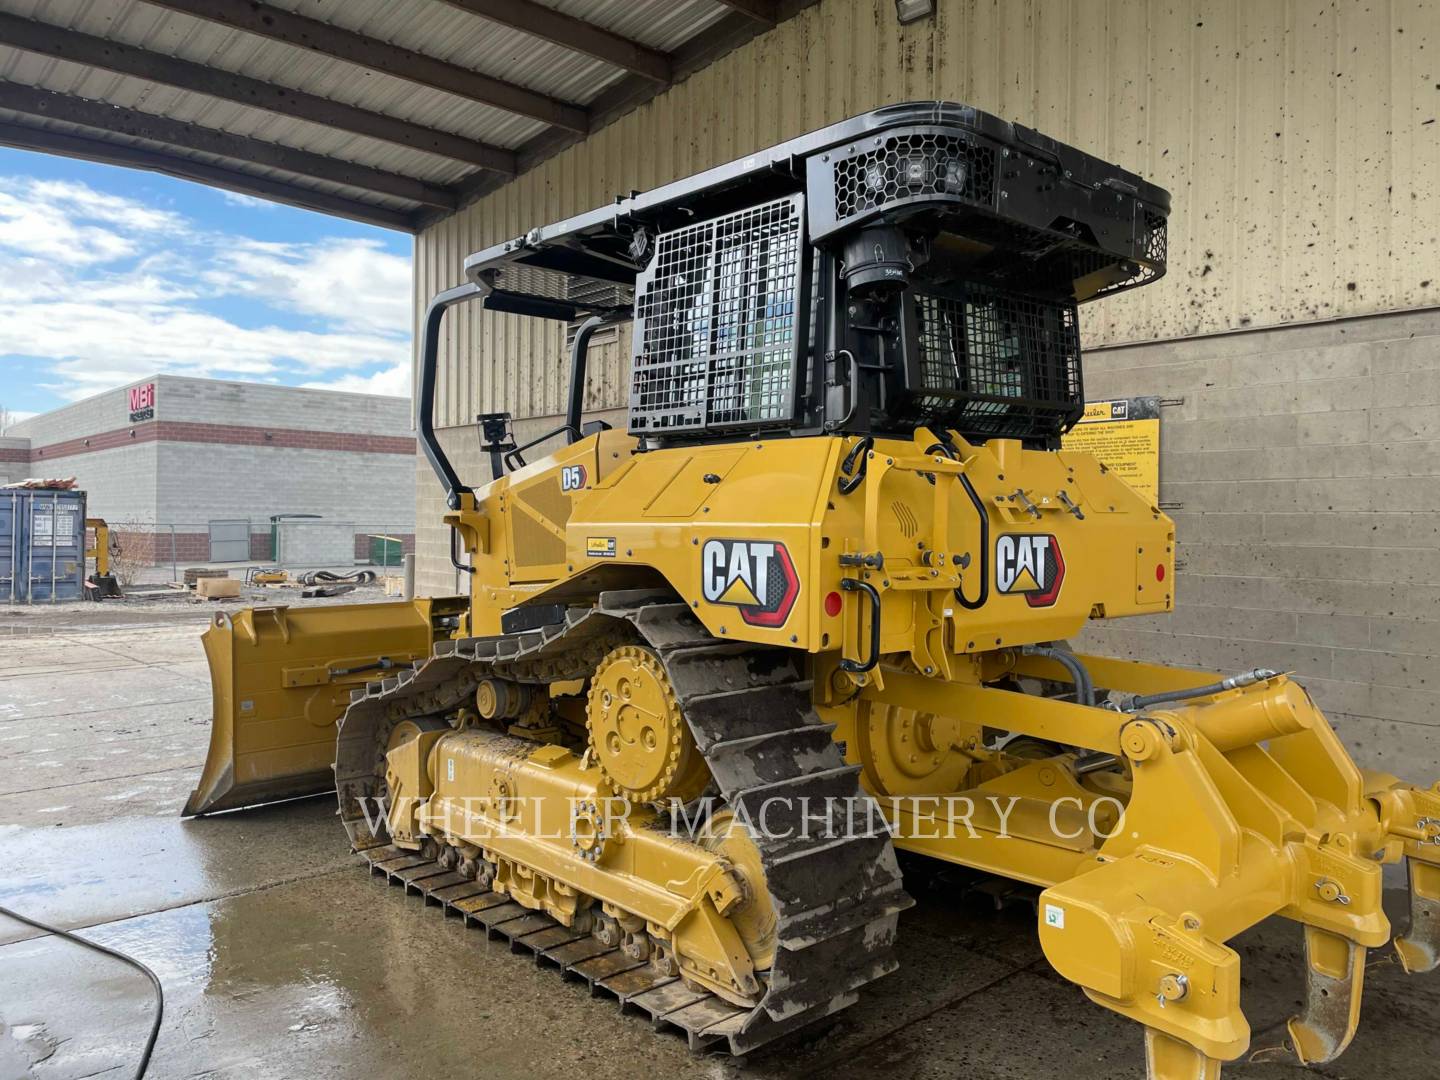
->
<box><xmin>415</xmin><ymin>0</ymin><xmax>1440</xmax><ymax>429</ymax></box>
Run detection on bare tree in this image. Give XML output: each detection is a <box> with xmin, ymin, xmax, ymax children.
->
<box><xmin>0</xmin><ymin>405</ymin><xmax>12</xmax><ymax>435</ymax></box>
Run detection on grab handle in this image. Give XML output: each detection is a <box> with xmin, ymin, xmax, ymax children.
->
<box><xmin>839</xmin><ymin>578</ymin><xmax>881</xmax><ymax>674</ymax></box>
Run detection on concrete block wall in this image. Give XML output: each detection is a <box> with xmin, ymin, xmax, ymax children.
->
<box><xmin>6</xmin><ymin>385</ymin><xmax>133</xmax><ymax>447</ymax></box>
<box><xmin>10</xmin><ymin>374</ymin><xmax>413</xmax><ymax>441</ymax></box>
<box><xmin>274</xmin><ymin>521</ymin><xmax>358</xmax><ymax>567</ymax></box>
<box><xmin>1076</xmin><ymin>308</ymin><xmax>1440</xmax><ymax>778</ymax></box>
<box><xmin>157</xmin><ymin>376</ymin><xmax>411</xmax><ymax>435</ymax></box>
<box><xmin>0</xmin><ymin>437</ymin><xmax>29</xmax><ymax>485</ymax></box>
<box><xmin>19</xmin><ymin>442</ymin><xmax>160</xmax><ymax>524</ymax></box>
<box><xmin>153</xmin><ymin>442</ymin><xmax>413</xmax><ymax>527</ymax></box>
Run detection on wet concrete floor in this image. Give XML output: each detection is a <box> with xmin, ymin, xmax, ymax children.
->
<box><xmin>2</xmin><ymin>621</ymin><xmax>1438</xmax><ymax>1078</ymax></box>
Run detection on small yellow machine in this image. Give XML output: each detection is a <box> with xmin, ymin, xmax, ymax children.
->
<box><xmin>185</xmin><ymin>103</ymin><xmax>1439</xmax><ymax>1078</ymax></box>
<box><xmin>83</xmin><ymin>517</ymin><xmax>121</xmax><ymax>599</ymax></box>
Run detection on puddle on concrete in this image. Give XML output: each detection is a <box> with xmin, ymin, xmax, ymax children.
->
<box><xmin>0</xmin><ymin>799</ymin><xmax>351</xmax><ymax>945</ymax></box>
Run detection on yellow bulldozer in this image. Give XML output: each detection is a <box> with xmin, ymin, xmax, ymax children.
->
<box><xmin>183</xmin><ymin>102</ymin><xmax>1440</xmax><ymax>1078</ymax></box>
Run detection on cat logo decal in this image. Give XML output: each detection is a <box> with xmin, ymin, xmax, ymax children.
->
<box><xmin>701</xmin><ymin>539</ymin><xmax>799</xmax><ymax>627</ymax></box>
<box><xmin>995</xmin><ymin>533</ymin><xmax>1065</xmax><ymax>608</ymax></box>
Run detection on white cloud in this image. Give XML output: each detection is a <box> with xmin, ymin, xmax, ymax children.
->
<box><xmin>219</xmin><ymin>190</ymin><xmax>276</xmax><ymax>211</ymax></box>
<box><xmin>0</xmin><ymin>178</ymin><xmax>186</xmax><ymax>266</ymax></box>
<box><xmin>303</xmin><ymin>362</ymin><xmax>412</xmax><ymax>397</ymax></box>
<box><xmin>0</xmin><ymin>190</ymin><xmax>134</xmax><ymax>265</ymax></box>
<box><xmin>0</xmin><ymin>172</ymin><xmax>413</xmax><ymax>404</ymax></box>
<box><xmin>210</xmin><ymin>237</ymin><xmax>412</xmax><ymax>336</ymax></box>
<box><xmin>28</xmin><ymin>179</ymin><xmax>184</xmax><ymax>234</ymax></box>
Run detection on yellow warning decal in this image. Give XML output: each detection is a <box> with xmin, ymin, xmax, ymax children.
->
<box><xmin>1062</xmin><ymin>396</ymin><xmax>1161</xmax><ymax>504</ymax></box>
<box><xmin>586</xmin><ymin>537</ymin><xmax>617</xmax><ymax>558</ymax></box>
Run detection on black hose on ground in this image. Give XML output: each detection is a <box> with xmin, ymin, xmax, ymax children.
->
<box><xmin>0</xmin><ymin>903</ymin><xmax>163</xmax><ymax>1080</ymax></box>
<box><xmin>296</xmin><ymin>569</ymin><xmax>378</xmax><ymax>587</ymax></box>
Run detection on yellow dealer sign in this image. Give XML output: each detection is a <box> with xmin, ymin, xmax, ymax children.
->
<box><xmin>1061</xmin><ymin>397</ymin><xmax>1161</xmax><ymax>504</ymax></box>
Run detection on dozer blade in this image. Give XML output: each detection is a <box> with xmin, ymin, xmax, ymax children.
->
<box><xmin>183</xmin><ymin>598</ymin><xmax>460</xmax><ymax>816</ymax></box>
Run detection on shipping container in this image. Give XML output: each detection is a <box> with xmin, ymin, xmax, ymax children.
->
<box><xmin>0</xmin><ymin>489</ymin><xmax>87</xmax><ymax>603</ymax></box>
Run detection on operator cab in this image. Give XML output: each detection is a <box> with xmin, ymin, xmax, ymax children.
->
<box><xmin>418</xmin><ymin>102</ymin><xmax>1168</xmax><ymax>506</ymax></box>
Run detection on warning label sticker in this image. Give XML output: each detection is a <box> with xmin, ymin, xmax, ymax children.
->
<box><xmin>1061</xmin><ymin>396</ymin><xmax>1161</xmax><ymax>504</ymax></box>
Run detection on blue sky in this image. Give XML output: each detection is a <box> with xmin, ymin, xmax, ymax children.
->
<box><xmin>0</xmin><ymin>147</ymin><xmax>414</xmax><ymax>426</ymax></box>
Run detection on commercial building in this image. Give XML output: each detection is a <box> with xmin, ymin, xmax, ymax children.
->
<box><xmin>3</xmin><ymin>375</ymin><xmax>415</xmax><ymax>565</ymax></box>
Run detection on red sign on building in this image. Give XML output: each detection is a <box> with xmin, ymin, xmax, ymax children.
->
<box><xmin>128</xmin><ymin>382</ymin><xmax>155</xmax><ymax>422</ymax></box>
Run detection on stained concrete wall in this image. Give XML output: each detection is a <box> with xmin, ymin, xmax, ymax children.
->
<box><xmin>155</xmin><ymin>376</ymin><xmax>411</xmax><ymax>436</ymax></box>
<box><xmin>1075</xmin><ymin>308</ymin><xmax>1440</xmax><ymax>778</ymax></box>
<box><xmin>8</xmin><ymin>374</ymin><xmax>414</xmax><ymax>442</ymax></box>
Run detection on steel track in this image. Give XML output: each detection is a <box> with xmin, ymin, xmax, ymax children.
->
<box><xmin>334</xmin><ymin>591</ymin><xmax>911</xmax><ymax>1054</ymax></box>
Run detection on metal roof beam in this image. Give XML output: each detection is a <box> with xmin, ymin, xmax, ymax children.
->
<box><xmin>139</xmin><ymin>0</ymin><xmax>588</xmax><ymax>134</ymax></box>
<box><xmin>437</xmin><ymin>0</ymin><xmax>671</xmax><ymax>84</ymax></box>
<box><xmin>713</xmin><ymin>1</ymin><xmax>778</xmax><ymax>23</ymax></box>
<box><xmin>0</xmin><ymin>12</ymin><xmax>517</xmax><ymax>173</ymax></box>
<box><xmin>0</xmin><ymin>83</ymin><xmax>456</xmax><ymax>209</ymax></box>
<box><xmin>415</xmin><ymin>0</ymin><xmax>824</xmax><ymax>229</ymax></box>
<box><xmin>0</xmin><ymin>119</ymin><xmax>413</xmax><ymax>229</ymax></box>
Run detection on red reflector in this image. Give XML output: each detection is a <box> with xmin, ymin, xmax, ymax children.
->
<box><xmin>1156</xmin><ymin>564</ymin><xmax>1166</xmax><ymax>582</ymax></box>
<box><xmin>824</xmin><ymin>590</ymin><xmax>843</xmax><ymax>617</ymax></box>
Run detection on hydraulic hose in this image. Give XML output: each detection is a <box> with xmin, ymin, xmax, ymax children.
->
<box><xmin>0</xmin><ymin>903</ymin><xmax>163</xmax><ymax>1080</ymax></box>
<box><xmin>1128</xmin><ymin>667</ymin><xmax>1280</xmax><ymax>712</ymax></box>
<box><xmin>923</xmin><ymin>440</ymin><xmax>990</xmax><ymax>610</ymax></box>
<box><xmin>837</xmin><ymin>436</ymin><xmax>873</xmax><ymax>495</ymax></box>
<box><xmin>1022</xmin><ymin>644</ymin><xmax>1095</xmax><ymax>707</ymax></box>
<box><xmin>953</xmin><ymin>473</ymin><xmax>989</xmax><ymax>611</ymax></box>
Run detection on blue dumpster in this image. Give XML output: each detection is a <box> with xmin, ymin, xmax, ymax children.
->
<box><xmin>0</xmin><ymin>489</ymin><xmax>87</xmax><ymax>602</ymax></box>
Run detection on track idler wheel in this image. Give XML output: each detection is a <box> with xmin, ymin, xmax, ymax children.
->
<box><xmin>587</xmin><ymin>645</ymin><xmax>710</xmax><ymax>804</ymax></box>
<box><xmin>699</xmin><ymin>810</ymin><xmax>777</xmax><ymax>972</ymax></box>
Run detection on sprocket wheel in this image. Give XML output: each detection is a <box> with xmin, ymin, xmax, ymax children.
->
<box><xmin>586</xmin><ymin>645</ymin><xmax>709</xmax><ymax>804</ymax></box>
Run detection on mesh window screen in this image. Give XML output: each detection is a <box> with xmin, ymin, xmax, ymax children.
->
<box><xmin>912</xmin><ymin>283</ymin><xmax>1081</xmax><ymax>441</ymax></box>
<box><xmin>629</xmin><ymin>195</ymin><xmax>804</xmax><ymax>435</ymax></box>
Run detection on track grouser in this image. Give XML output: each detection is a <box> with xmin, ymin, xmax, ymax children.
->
<box><xmin>185</xmin><ymin>103</ymin><xmax>1440</xmax><ymax>1079</ymax></box>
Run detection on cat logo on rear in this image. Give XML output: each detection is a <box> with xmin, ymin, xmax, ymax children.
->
<box><xmin>701</xmin><ymin>539</ymin><xmax>799</xmax><ymax>627</ymax></box>
<box><xmin>995</xmin><ymin>533</ymin><xmax>1065</xmax><ymax>607</ymax></box>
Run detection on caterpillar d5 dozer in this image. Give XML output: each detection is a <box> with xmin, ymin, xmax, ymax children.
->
<box><xmin>184</xmin><ymin>102</ymin><xmax>1440</xmax><ymax>1078</ymax></box>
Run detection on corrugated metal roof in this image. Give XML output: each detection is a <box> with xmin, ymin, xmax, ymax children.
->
<box><xmin>0</xmin><ymin>0</ymin><xmax>754</xmax><ymax>227</ymax></box>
